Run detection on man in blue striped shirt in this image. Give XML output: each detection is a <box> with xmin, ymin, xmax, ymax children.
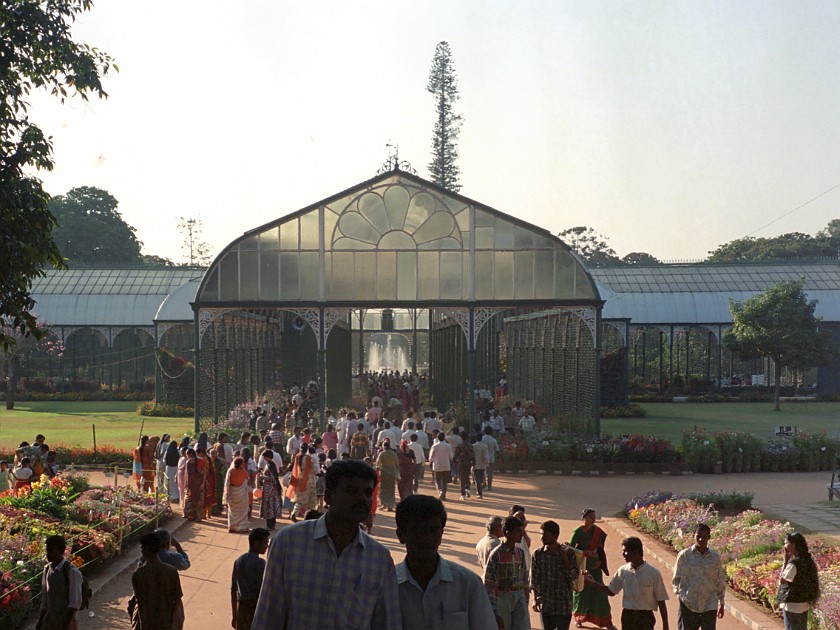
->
<box><xmin>251</xmin><ymin>460</ymin><xmax>401</xmax><ymax>629</ymax></box>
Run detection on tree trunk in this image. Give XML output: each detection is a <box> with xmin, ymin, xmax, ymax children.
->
<box><xmin>4</xmin><ymin>357</ymin><xmax>18</xmax><ymax>410</ymax></box>
<box><xmin>773</xmin><ymin>358</ymin><xmax>782</xmax><ymax>411</ymax></box>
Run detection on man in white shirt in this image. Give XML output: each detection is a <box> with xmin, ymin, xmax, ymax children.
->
<box><xmin>519</xmin><ymin>412</ymin><xmax>536</xmax><ymax>434</ymax></box>
<box><xmin>395</xmin><ymin>495</ymin><xmax>496</xmax><ymax>630</ymax></box>
<box><xmin>489</xmin><ymin>411</ymin><xmax>505</xmax><ymax>434</ymax></box>
<box><xmin>407</xmin><ymin>434</ymin><xmax>425</xmax><ymax>492</ymax></box>
<box><xmin>471</xmin><ymin>436</ymin><xmax>490</xmax><ymax>499</ymax></box>
<box><xmin>217</xmin><ymin>432</ymin><xmax>234</xmax><ymax>467</ymax></box>
<box><xmin>286</xmin><ymin>427</ymin><xmax>303</xmax><ymax>459</ymax></box>
<box><xmin>427</xmin><ymin>434</ymin><xmax>453</xmax><ymax>501</ymax></box>
<box><xmin>586</xmin><ymin>536</ymin><xmax>669</xmax><ymax>630</ymax></box>
<box><xmin>481</xmin><ymin>427</ymin><xmax>501</xmax><ymax>492</ymax></box>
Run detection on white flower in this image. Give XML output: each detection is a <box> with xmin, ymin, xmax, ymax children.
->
<box><xmin>16</xmin><ymin>560</ymin><xmax>24</xmax><ymax>566</ymax></box>
<box><xmin>738</xmin><ymin>447</ymin><xmax>743</xmax><ymax>453</ymax></box>
<box><xmin>821</xmin><ymin>447</ymin><xmax>827</xmax><ymax>452</ymax></box>
<box><xmin>703</xmin><ymin>440</ymin><xmax>710</xmax><ymax>446</ymax></box>
<box><xmin>541</xmin><ymin>441</ymin><xmax>549</xmax><ymax>447</ymax></box>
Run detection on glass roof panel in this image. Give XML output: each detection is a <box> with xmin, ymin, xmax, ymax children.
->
<box><xmin>195</xmin><ymin>172</ymin><xmax>600</xmax><ymax>304</ymax></box>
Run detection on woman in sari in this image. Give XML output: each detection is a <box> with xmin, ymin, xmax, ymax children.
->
<box><xmin>183</xmin><ymin>449</ymin><xmax>204</xmax><ymax>522</ymax></box>
<box><xmin>285</xmin><ymin>446</ymin><xmax>316</xmax><ymax>522</ymax></box>
<box><xmin>259</xmin><ymin>450</ymin><xmax>283</xmax><ymax>530</ymax></box>
<box><xmin>396</xmin><ymin>440</ymin><xmax>416</xmax><ymax>501</ymax></box>
<box><xmin>571</xmin><ymin>508</ymin><xmax>615</xmax><ymax>630</ymax></box>
<box><xmin>197</xmin><ymin>447</ymin><xmax>216</xmax><ymax>518</ymax></box>
<box><xmin>224</xmin><ymin>457</ymin><xmax>250</xmax><ymax>532</ymax></box>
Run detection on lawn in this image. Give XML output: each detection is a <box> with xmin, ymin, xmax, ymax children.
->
<box><xmin>0</xmin><ymin>401</ymin><xmax>194</xmax><ymax>450</ymax></box>
<box><xmin>602</xmin><ymin>401</ymin><xmax>840</xmax><ymax>443</ymax></box>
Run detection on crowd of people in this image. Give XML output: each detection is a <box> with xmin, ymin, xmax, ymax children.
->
<box><xmin>21</xmin><ymin>396</ymin><xmax>823</xmax><ymax>630</ymax></box>
<box><xmin>2</xmin><ymin>434</ymin><xmax>60</xmax><ymax>493</ymax></box>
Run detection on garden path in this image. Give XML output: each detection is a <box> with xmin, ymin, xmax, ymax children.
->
<box><xmin>42</xmin><ymin>470</ymin><xmax>838</xmax><ymax>630</ymax></box>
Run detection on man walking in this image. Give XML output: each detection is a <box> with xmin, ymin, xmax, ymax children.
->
<box><xmin>476</xmin><ymin>515</ymin><xmax>503</xmax><ymax>570</ymax></box>
<box><xmin>395</xmin><ymin>494</ymin><xmax>497</xmax><ymax>629</ymax></box>
<box><xmin>131</xmin><ymin>532</ymin><xmax>183</xmax><ymax>630</ymax></box>
<box><xmin>481</xmin><ymin>427</ymin><xmax>500</xmax><ymax>491</ymax></box>
<box><xmin>531</xmin><ymin>520</ymin><xmax>579</xmax><ymax>630</ymax></box>
<box><xmin>452</xmin><ymin>435</ymin><xmax>475</xmax><ymax>500</ymax></box>
<box><xmin>231</xmin><ymin>527</ymin><xmax>270</xmax><ymax>630</ymax></box>
<box><xmin>428</xmin><ymin>433</ymin><xmax>453</xmax><ymax>501</ymax></box>
<box><xmin>36</xmin><ymin>535</ymin><xmax>82</xmax><ymax>630</ymax></box>
<box><xmin>484</xmin><ymin>516</ymin><xmax>530</xmax><ymax>630</ymax></box>
<box><xmin>586</xmin><ymin>536</ymin><xmax>670</xmax><ymax>630</ymax></box>
<box><xmin>672</xmin><ymin>524</ymin><xmax>725</xmax><ymax>630</ymax></box>
<box><xmin>472</xmin><ymin>435</ymin><xmax>489</xmax><ymax>498</ymax></box>
<box><xmin>251</xmin><ymin>460</ymin><xmax>400</xmax><ymax>629</ymax></box>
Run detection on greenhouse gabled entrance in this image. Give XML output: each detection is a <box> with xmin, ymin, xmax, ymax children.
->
<box><xmin>192</xmin><ymin>169</ymin><xmax>603</xmax><ymax>432</ymax></box>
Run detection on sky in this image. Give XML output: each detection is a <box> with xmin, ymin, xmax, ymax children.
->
<box><xmin>27</xmin><ymin>0</ymin><xmax>840</xmax><ymax>264</ymax></box>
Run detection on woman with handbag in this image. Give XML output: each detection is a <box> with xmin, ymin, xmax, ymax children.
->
<box><xmin>259</xmin><ymin>450</ymin><xmax>283</xmax><ymax>531</ymax></box>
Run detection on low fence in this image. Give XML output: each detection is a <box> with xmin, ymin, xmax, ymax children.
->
<box><xmin>0</xmin><ymin>468</ymin><xmax>171</xmax><ymax>630</ymax></box>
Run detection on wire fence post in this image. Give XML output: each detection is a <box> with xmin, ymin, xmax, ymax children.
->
<box><xmin>118</xmin><ymin>501</ymin><xmax>124</xmax><ymax>554</ymax></box>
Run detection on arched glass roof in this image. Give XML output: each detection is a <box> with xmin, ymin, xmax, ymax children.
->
<box><xmin>196</xmin><ymin>171</ymin><xmax>599</xmax><ymax>306</ymax></box>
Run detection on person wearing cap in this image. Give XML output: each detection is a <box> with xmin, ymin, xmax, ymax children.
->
<box><xmin>375</xmin><ymin>439</ymin><xmax>399</xmax><ymax>511</ymax></box>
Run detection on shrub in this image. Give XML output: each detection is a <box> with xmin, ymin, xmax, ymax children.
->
<box><xmin>600</xmin><ymin>404</ymin><xmax>646</xmax><ymax>418</ymax></box>
<box><xmin>137</xmin><ymin>401</ymin><xmax>194</xmax><ymax>418</ymax></box>
<box><xmin>680</xmin><ymin>429</ymin><xmax>722</xmax><ymax>473</ymax></box>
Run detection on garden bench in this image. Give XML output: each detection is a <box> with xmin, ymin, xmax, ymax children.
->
<box><xmin>774</xmin><ymin>425</ymin><xmax>797</xmax><ymax>437</ymax></box>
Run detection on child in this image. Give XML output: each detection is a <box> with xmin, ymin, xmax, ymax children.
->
<box><xmin>0</xmin><ymin>462</ymin><xmax>13</xmax><ymax>493</ymax></box>
<box><xmin>13</xmin><ymin>457</ymin><xmax>34</xmax><ymax>492</ymax></box>
<box><xmin>315</xmin><ymin>453</ymin><xmax>327</xmax><ymax>511</ymax></box>
<box><xmin>45</xmin><ymin>451</ymin><xmax>59</xmax><ymax>478</ymax></box>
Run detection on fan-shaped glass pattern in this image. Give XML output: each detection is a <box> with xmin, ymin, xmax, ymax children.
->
<box><xmin>196</xmin><ymin>172</ymin><xmax>598</xmax><ymax>305</ymax></box>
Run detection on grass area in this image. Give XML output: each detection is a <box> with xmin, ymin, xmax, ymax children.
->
<box><xmin>602</xmin><ymin>401</ymin><xmax>840</xmax><ymax>444</ymax></box>
<box><xmin>0</xmin><ymin>401</ymin><xmax>194</xmax><ymax>450</ymax></box>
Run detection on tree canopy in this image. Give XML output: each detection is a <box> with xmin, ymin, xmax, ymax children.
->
<box><xmin>427</xmin><ymin>41</ymin><xmax>462</xmax><ymax>192</ymax></box>
<box><xmin>49</xmin><ymin>186</ymin><xmax>143</xmax><ymax>263</ymax></box>
<box><xmin>707</xmin><ymin>220</ymin><xmax>840</xmax><ymax>262</ymax></box>
<box><xmin>0</xmin><ymin>0</ymin><xmax>114</xmax><ymax>350</ymax></box>
<box><xmin>725</xmin><ymin>280</ymin><xmax>835</xmax><ymax>410</ymax></box>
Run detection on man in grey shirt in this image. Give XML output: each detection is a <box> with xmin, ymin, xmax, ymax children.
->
<box><xmin>231</xmin><ymin>528</ymin><xmax>270</xmax><ymax>630</ymax></box>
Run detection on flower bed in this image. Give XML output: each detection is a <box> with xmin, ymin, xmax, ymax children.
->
<box><xmin>681</xmin><ymin>429</ymin><xmax>838</xmax><ymax>473</ymax></box>
<box><xmin>0</xmin><ymin>445</ymin><xmax>132</xmax><ymax>467</ymax></box>
<box><xmin>626</xmin><ymin>495</ymin><xmax>840</xmax><ymax>628</ymax></box>
<box><xmin>499</xmin><ymin>431</ymin><xmax>679</xmax><ymax>465</ymax></box>
<box><xmin>0</xmin><ymin>475</ymin><xmax>170</xmax><ymax>628</ymax></box>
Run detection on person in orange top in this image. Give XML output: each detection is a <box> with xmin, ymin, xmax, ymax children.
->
<box><xmin>133</xmin><ymin>436</ymin><xmax>149</xmax><ymax>490</ymax></box>
<box><xmin>286</xmin><ymin>446</ymin><xmax>316</xmax><ymax>522</ymax></box>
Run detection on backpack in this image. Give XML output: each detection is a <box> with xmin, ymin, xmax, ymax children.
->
<box><xmin>62</xmin><ymin>561</ymin><xmax>92</xmax><ymax>610</ymax></box>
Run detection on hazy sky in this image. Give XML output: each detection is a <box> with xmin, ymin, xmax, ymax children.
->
<box><xmin>28</xmin><ymin>0</ymin><xmax>840</xmax><ymax>264</ymax></box>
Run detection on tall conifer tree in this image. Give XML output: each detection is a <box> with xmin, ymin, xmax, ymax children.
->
<box><xmin>427</xmin><ymin>42</ymin><xmax>462</xmax><ymax>192</ymax></box>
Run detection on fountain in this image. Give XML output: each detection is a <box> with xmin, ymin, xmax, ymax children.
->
<box><xmin>366</xmin><ymin>333</ymin><xmax>410</xmax><ymax>372</ymax></box>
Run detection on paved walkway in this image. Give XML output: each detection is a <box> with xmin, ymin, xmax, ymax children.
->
<box><xmin>30</xmin><ymin>470</ymin><xmax>839</xmax><ymax>630</ymax></box>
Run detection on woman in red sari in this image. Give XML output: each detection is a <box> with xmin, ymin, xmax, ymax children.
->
<box><xmin>183</xmin><ymin>448</ymin><xmax>205</xmax><ymax>522</ymax></box>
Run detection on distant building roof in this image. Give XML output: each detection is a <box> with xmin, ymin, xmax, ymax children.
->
<box><xmin>31</xmin><ymin>269</ymin><xmax>203</xmax><ymax>327</ymax></box>
<box><xmin>593</xmin><ymin>262</ymin><xmax>840</xmax><ymax>324</ymax></box>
